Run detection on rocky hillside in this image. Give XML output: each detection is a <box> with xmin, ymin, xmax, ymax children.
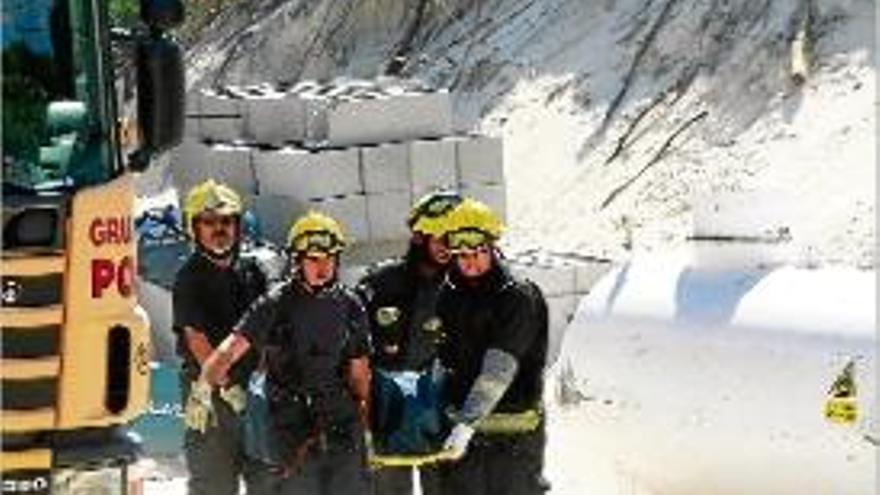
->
<box><xmin>181</xmin><ymin>0</ymin><xmax>875</xmax><ymax>268</ymax></box>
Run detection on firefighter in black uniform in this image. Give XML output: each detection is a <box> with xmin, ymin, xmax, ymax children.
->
<box><xmin>190</xmin><ymin>211</ymin><xmax>373</xmax><ymax>495</ymax></box>
<box><xmin>355</xmin><ymin>191</ymin><xmax>463</xmax><ymax>495</ymax></box>
<box><xmin>174</xmin><ymin>179</ymin><xmax>268</xmax><ymax>495</ymax></box>
<box><xmin>436</xmin><ymin>199</ymin><xmax>550</xmax><ymax>495</ymax></box>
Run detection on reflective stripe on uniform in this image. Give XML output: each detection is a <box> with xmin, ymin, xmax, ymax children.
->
<box><xmin>475</xmin><ymin>408</ymin><xmax>542</xmax><ymax>434</ymax></box>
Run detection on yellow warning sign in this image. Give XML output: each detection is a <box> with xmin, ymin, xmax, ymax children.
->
<box><xmin>824</xmin><ymin>360</ymin><xmax>857</xmax><ymax>425</ymax></box>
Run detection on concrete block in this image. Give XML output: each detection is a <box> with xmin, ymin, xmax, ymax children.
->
<box><xmin>301</xmin><ymin>95</ymin><xmax>331</xmax><ymax>148</ymax></box>
<box><xmin>254</xmin><ymin>147</ymin><xmax>362</xmax><ymax>199</ymax></box>
<box><xmin>410</xmin><ymin>139</ymin><xmax>457</xmax><ymax>192</ymax></box>
<box><xmin>457</xmin><ymin>135</ymin><xmax>504</xmax><ymax>186</ymax></box>
<box><xmin>185</xmin><ymin>90</ymin><xmax>201</xmax><ymax>115</ymax></box>
<box><xmin>308</xmin><ymin>194</ymin><xmax>369</xmax><ymax>244</ymax></box>
<box><xmin>246</xmin><ymin>92</ymin><xmax>309</xmax><ymax>145</ymax></box>
<box><xmin>338</xmin><ymin>264</ymin><xmax>370</xmax><ymax>287</ymax></box>
<box><xmin>346</xmin><ymin>239</ymin><xmax>409</xmax><ymax>268</ymax></box>
<box><xmin>198</xmin><ymin>89</ymin><xmax>245</xmax><ymax>142</ymax></box>
<box><xmin>200</xmin><ymin>89</ymin><xmax>242</xmax><ymax>115</ymax></box>
<box><xmin>183</xmin><ymin>117</ymin><xmax>201</xmax><ymax>140</ymax></box>
<box><xmin>170</xmin><ymin>142</ymin><xmax>256</xmax><ymax>200</ymax></box>
<box><xmin>546</xmin><ymin>295</ymin><xmax>579</xmax><ymax>366</ymax></box>
<box><xmin>200</xmin><ymin>117</ymin><xmax>244</xmax><ymax>142</ymax></box>
<box><xmin>251</xmin><ymin>194</ymin><xmax>308</xmax><ymax>245</ymax></box>
<box><xmin>366</xmin><ymin>191</ymin><xmax>412</xmax><ymax>242</ymax></box>
<box><xmin>460</xmin><ymin>183</ymin><xmax>507</xmax><ymax>222</ymax></box>
<box><xmin>325</xmin><ymin>91</ymin><xmax>453</xmax><ymax>146</ymax></box>
<box><xmin>510</xmin><ymin>261</ymin><xmax>576</xmax><ymax>298</ymax></box>
<box><xmin>361</xmin><ymin>143</ymin><xmax>410</xmax><ymax>194</ymax></box>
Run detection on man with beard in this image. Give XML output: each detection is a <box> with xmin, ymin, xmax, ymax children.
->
<box><xmin>436</xmin><ymin>199</ymin><xmax>550</xmax><ymax>495</ymax></box>
<box><xmin>355</xmin><ymin>191</ymin><xmax>463</xmax><ymax>495</ymax></box>
<box><xmin>173</xmin><ymin>179</ymin><xmax>268</xmax><ymax>495</ymax></box>
<box><xmin>191</xmin><ymin>211</ymin><xmax>373</xmax><ymax>494</ymax></box>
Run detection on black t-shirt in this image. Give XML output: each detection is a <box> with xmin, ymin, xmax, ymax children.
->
<box><xmin>172</xmin><ymin>253</ymin><xmax>267</xmax><ymax>384</ymax></box>
<box><xmin>356</xmin><ymin>257</ymin><xmax>446</xmax><ymax>371</ymax></box>
<box><xmin>234</xmin><ymin>278</ymin><xmax>371</xmax><ymax>428</ymax></box>
<box><xmin>437</xmin><ymin>262</ymin><xmax>548</xmax><ymax>414</ymax></box>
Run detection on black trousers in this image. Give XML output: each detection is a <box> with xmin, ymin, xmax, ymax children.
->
<box><xmin>181</xmin><ymin>376</ymin><xmax>274</xmax><ymax>495</ymax></box>
<box><xmin>373</xmin><ymin>464</ymin><xmax>441</xmax><ymax>495</ymax></box>
<box><xmin>274</xmin><ymin>439</ymin><xmax>372</xmax><ymax>495</ymax></box>
<box><xmin>438</xmin><ymin>425</ymin><xmax>548</xmax><ymax>495</ymax></box>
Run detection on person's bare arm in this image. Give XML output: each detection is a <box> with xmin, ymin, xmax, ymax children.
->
<box><xmin>182</xmin><ymin>326</ymin><xmax>215</xmax><ymax>366</ymax></box>
<box><xmin>200</xmin><ymin>332</ymin><xmax>252</xmax><ymax>386</ymax></box>
<box><xmin>347</xmin><ymin>356</ymin><xmax>371</xmax><ymax>428</ymax></box>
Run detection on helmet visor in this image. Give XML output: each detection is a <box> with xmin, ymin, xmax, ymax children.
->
<box><xmin>291</xmin><ymin>230</ymin><xmax>343</xmax><ymax>255</ymax></box>
<box><xmin>448</xmin><ymin>228</ymin><xmax>494</xmax><ymax>253</ymax></box>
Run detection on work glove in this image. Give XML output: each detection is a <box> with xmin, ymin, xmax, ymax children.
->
<box><xmin>184</xmin><ymin>379</ymin><xmax>216</xmax><ymax>433</ymax></box>
<box><xmin>363</xmin><ymin>430</ymin><xmax>375</xmax><ymax>456</ymax></box>
<box><xmin>219</xmin><ymin>384</ymin><xmax>247</xmax><ymax>414</ymax></box>
<box><xmin>441</xmin><ymin>423</ymin><xmax>475</xmax><ymax>461</ymax></box>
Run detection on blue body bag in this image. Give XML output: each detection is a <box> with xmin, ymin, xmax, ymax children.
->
<box><xmin>371</xmin><ymin>368</ymin><xmax>449</xmax><ymax>455</ymax></box>
<box><xmin>242</xmin><ymin>371</ymin><xmax>283</xmax><ymax>465</ymax></box>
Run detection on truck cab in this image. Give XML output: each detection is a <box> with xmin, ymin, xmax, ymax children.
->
<box><xmin>2</xmin><ymin>0</ymin><xmax>183</xmax><ymax>492</ymax></box>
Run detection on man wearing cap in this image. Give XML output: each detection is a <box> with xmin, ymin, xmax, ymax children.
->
<box><xmin>190</xmin><ymin>211</ymin><xmax>373</xmax><ymax>494</ymax></box>
<box><xmin>355</xmin><ymin>191</ymin><xmax>463</xmax><ymax>495</ymax></box>
<box><xmin>436</xmin><ymin>199</ymin><xmax>550</xmax><ymax>495</ymax></box>
<box><xmin>173</xmin><ymin>179</ymin><xmax>269</xmax><ymax>495</ymax></box>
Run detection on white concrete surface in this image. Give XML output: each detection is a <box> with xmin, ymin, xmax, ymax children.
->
<box><xmin>253</xmin><ymin>147</ymin><xmax>362</xmax><ymax>199</ymax></box>
<box><xmin>457</xmin><ymin>135</ymin><xmax>505</xmax><ymax>186</ymax></box>
<box><xmin>308</xmin><ymin>194</ymin><xmax>370</xmax><ymax>244</ymax></box>
<box><xmin>410</xmin><ymin>139</ymin><xmax>458</xmax><ymax>192</ymax></box>
<box><xmin>366</xmin><ymin>190</ymin><xmax>412</xmax><ymax>241</ymax></box>
<box><xmin>361</xmin><ymin>143</ymin><xmax>411</xmax><ymax>194</ymax></box>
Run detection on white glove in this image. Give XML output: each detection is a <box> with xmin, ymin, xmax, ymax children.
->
<box><xmin>442</xmin><ymin>423</ymin><xmax>475</xmax><ymax>461</ymax></box>
<box><xmin>219</xmin><ymin>384</ymin><xmax>247</xmax><ymax>414</ymax></box>
<box><xmin>184</xmin><ymin>379</ymin><xmax>216</xmax><ymax>433</ymax></box>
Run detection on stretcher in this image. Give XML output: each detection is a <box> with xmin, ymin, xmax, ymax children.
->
<box><xmin>366</xmin><ymin>448</ymin><xmax>457</xmax><ymax>469</ymax></box>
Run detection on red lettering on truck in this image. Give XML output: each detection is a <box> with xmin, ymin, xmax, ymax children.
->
<box><xmin>91</xmin><ymin>256</ymin><xmax>134</xmax><ymax>298</ymax></box>
<box><xmin>89</xmin><ymin>216</ymin><xmax>132</xmax><ymax>246</ymax></box>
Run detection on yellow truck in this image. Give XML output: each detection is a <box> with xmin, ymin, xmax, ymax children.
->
<box><xmin>2</xmin><ymin>0</ymin><xmax>184</xmax><ymax>492</ymax></box>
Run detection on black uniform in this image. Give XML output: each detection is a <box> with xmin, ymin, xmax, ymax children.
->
<box><xmin>356</xmin><ymin>255</ymin><xmax>447</xmax><ymax>495</ymax></box>
<box><xmin>357</xmin><ymin>256</ymin><xmax>446</xmax><ymax>371</ymax></box>
<box><xmin>437</xmin><ymin>261</ymin><xmax>549</xmax><ymax>495</ymax></box>
<box><xmin>172</xmin><ymin>252</ymin><xmax>268</xmax><ymax>495</ymax></box>
<box><xmin>234</xmin><ymin>277</ymin><xmax>372</xmax><ymax>495</ymax></box>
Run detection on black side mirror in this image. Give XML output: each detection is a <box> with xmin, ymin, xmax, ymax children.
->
<box><xmin>140</xmin><ymin>0</ymin><xmax>184</xmax><ymax>31</ymax></box>
<box><xmin>132</xmin><ymin>34</ymin><xmax>184</xmax><ymax>170</ymax></box>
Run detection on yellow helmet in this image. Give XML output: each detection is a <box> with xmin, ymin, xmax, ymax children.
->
<box><xmin>407</xmin><ymin>190</ymin><xmax>463</xmax><ymax>237</ymax></box>
<box><xmin>446</xmin><ymin>198</ymin><xmax>504</xmax><ymax>251</ymax></box>
<box><xmin>287</xmin><ymin>210</ymin><xmax>347</xmax><ymax>256</ymax></box>
<box><xmin>183</xmin><ymin>179</ymin><xmax>243</xmax><ymax>237</ymax></box>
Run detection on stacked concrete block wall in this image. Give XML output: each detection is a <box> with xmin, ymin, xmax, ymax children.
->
<box><xmin>173</xmin><ymin>78</ymin><xmax>506</xmax><ymax>267</ymax></box>
<box><xmin>197</xmin><ymin>89</ymin><xmax>246</xmax><ymax>142</ymax></box>
<box><xmin>188</xmin><ymin>79</ymin><xmax>451</xmax><ymax>147</ymax></box>
<box><xmin>169</xmin><ymin>141</ymin><xmax>256</xmax><ymax>208</ymax></box>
